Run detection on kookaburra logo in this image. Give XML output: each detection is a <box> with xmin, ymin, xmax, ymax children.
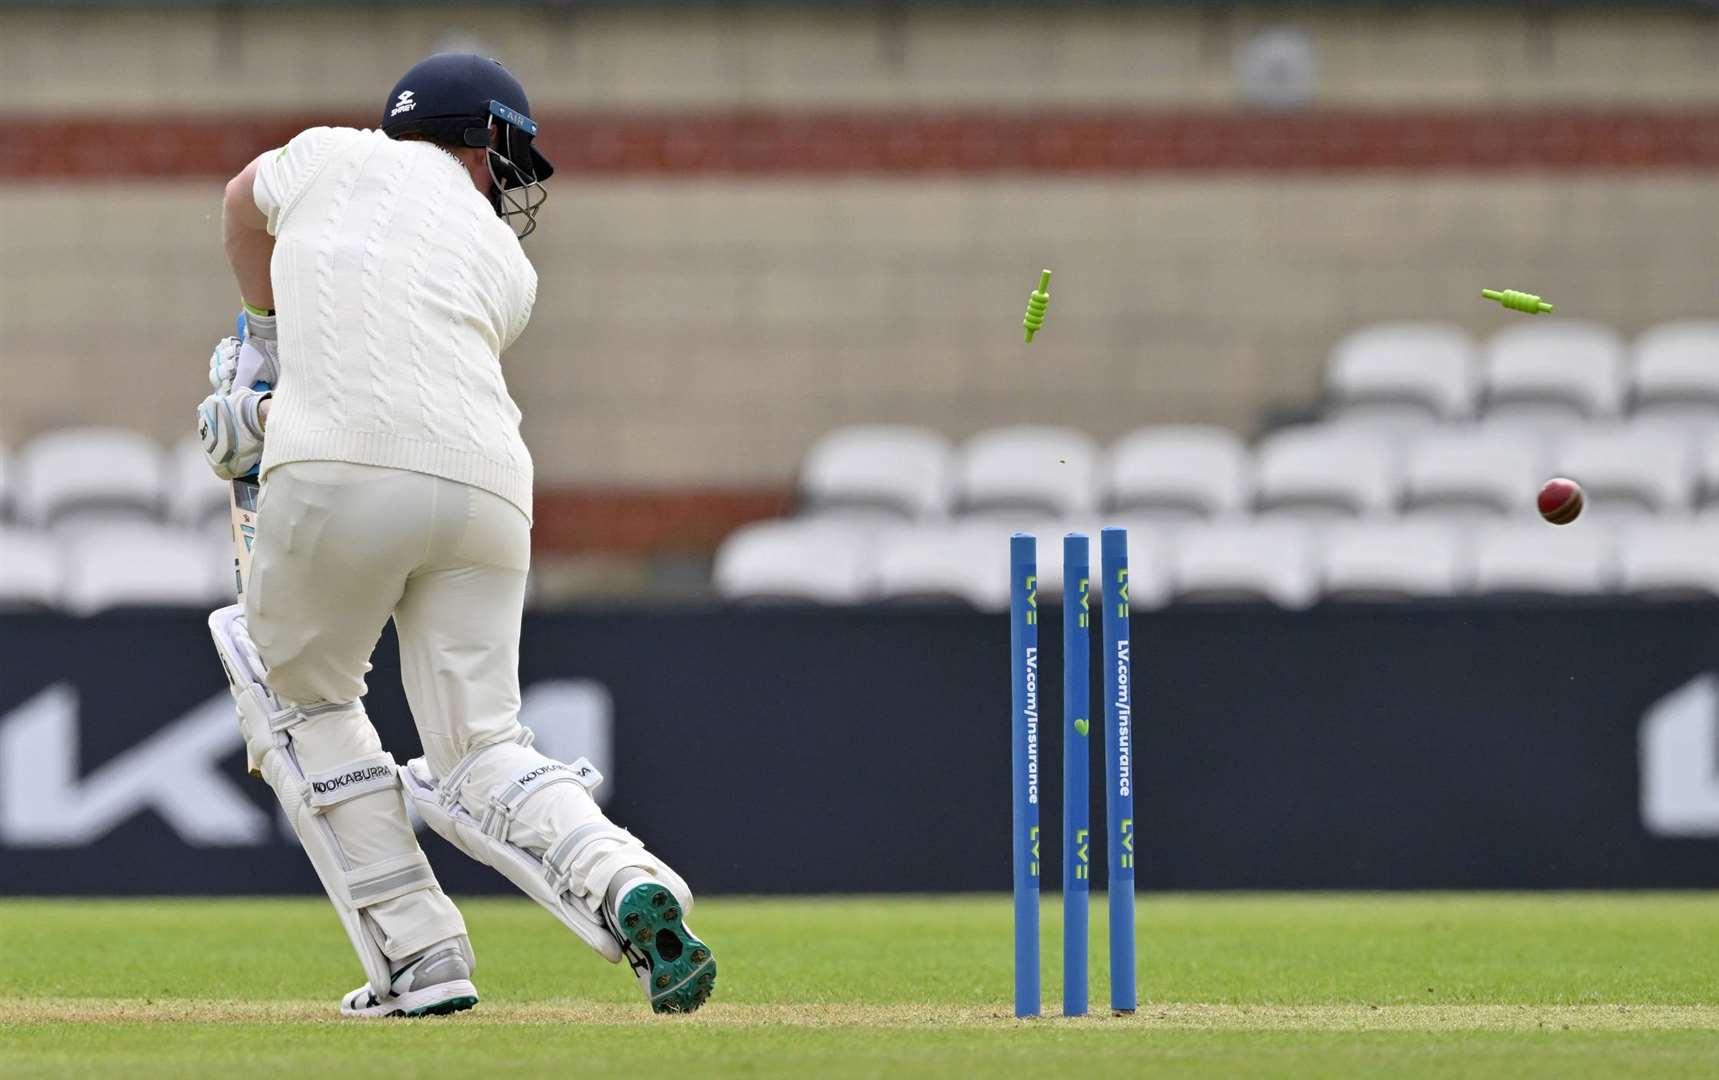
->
<box><xmin>390</xmin><ymin>90</ymin><xmax>416</xmax><ymax>118</ymax></box>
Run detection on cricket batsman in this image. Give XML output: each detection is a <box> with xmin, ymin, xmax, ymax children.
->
<box><xmin>194</xmin><ymin>53</ymin><xmax>715</xmax><ymax>1018</ymax></box>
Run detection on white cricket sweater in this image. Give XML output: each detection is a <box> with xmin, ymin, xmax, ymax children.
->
<box><xmin>253</xmin><ymin>126</ymin><xmax>537</xmax><ymax>521</ymax></box>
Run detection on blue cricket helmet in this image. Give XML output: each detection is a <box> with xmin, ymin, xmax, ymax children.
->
<box><xmin>381</xmin><ymin>53</ymin><xmax>554</xmax><ymax>236</ymax></box>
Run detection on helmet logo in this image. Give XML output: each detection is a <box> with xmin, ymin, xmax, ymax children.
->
<box><xmin>389</xmin><ymin>90</ymin><xmax>416</xmax><ymax>118</ymax></box>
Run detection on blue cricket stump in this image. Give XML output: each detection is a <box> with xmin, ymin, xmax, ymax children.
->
<box><xmin>1101</xmin><ymin>527</ymin><xmax>1137</xmax><ymax>1014</ymax></box>
<box><xmin>1062</xmin><ymin>533</ymin><xmax>1092</xmax><ymax>1017</ymax></box>
<box><xmin>1009</xmin><ymin>533</ymin><xmax>1041</xmax><ymax>1018</ymax></box>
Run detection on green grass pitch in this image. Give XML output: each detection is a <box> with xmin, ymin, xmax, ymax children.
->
<box><xmin>5</xmin><ymin>894</ymin><xmax>1719</xmax><ymax>1077</ymax></box>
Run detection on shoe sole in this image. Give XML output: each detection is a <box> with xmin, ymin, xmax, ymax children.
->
<box><xmin>616</xmin><ymin>881</ymin><xmax>716</xmax><ymax>1014</ymax></box>
<box><xmin>342</xmin><ymin>980</ymin><xmax>480</xmax><ymax>1019</ymax></box>
<box><xmin>405</xmin><ymin>994</ymin><xmax>480</xmax><ymax>1018</ymax></box>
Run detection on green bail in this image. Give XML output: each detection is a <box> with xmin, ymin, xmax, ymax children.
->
<box><xmin>1023</xmin><ymin>268</ymin><xmax>1053</xmax><ymax>342</ymax></box>
<box><xmin>1482</xmin><ymin>288</ymin><xmax>1554</xmax><ymax>315</ymax></box>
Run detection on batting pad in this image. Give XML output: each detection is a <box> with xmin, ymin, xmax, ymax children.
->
<box><xmin>404</xmin><ymin>736</ymin><xmax>691</xmax><ymax>964</ymax></box>
<box><xmin>209</xmin><ymin>604</ymin><xmax>463</xmax><ymax>998</ymax></box>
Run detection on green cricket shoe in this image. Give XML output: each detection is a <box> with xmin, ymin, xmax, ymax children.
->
<box><xmin>611</xmin><ymin>879</ymin><xmax>716</xmax><ymax>1014</ymax></box>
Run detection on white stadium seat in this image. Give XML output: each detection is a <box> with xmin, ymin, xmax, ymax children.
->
<box><xmin>0</xmin><ymin>440</ymin><xmax>15</xmax><ymax>519</ymax></box>
<box><xmin>872</xmin><ymin>522</ymin><xmax>1011</xmax><ymax>610</ymax></box>
<box><xmin>992</xmin><ymin>519</ymin><xmax>1088</xmax><ymax>599</ymax></box>
<box><xmin>204</xmin><ymin>526</ymin><xmax>242</xmax><ymax>601</ymax></box>
<box><xmin>798</xmin><ymin>424</ymin><xmax>954</xmax><ymax>521</ymax></box>
<box><xmin>1551</xmin><ymin>425</ymin><xmax>1693</xmax><ymax>521</ymax></box>
<box><xmin>1618</xmin><ymin>523</ymin><xmax>1719</xmax><ymax>599</ymax></box>
<box><xmin>1253</xmin><ymin>426</ymin><xmax>1399</xmax><ymax>521</ymax></box>
<box><xmin>712</xmin><ymin>519</ymin><xmax>877</xmax><ymax>604</ymax></box>
<box><xmin>0</xmin><ymin>528</ymin><xmax>62</xmax><ymax>610</ymax></box>
<box><xmin>1325</xmin><ymin>321</ymin><xmax>1478</xmax><ymax>425</ymax></box>
<box><xmin>874</xmin><ymin>520</ymin><xmax>1168</xmax><ymax>612</ymax></box>
<box><xmin>1320</xmin><ymin>521</ymin><xmax>1468</xmax><ymax>600</ymax></box>
<box><xmin>1102</xmin><ymin>425</ymin><xmax>1251</xmax><ymax>521</ymax></box>
<box><xmin>1696</xmin><ymin>433</ymin><xmax>1719</xmax><ymax>510</ymax></box>
<box><xmin>956</xmin><ymin>426</ymin><xmax>1099</xmax><ymax>520</ymax></box>
<box><xmin>1401</xmin><ymin>430</ymin><xmax>1545</xmax><ymax>522</ymax></box>
<box><xmin>1631</xmin><ymin>321</ymin><xmax>1719</xmax><ymax>427</ymax></box>
<box><xmin>1480</xmin><ymin>320</ymin><xmax>1626</xmax><ymax>426</ymax></box>
<box><xmin>167</xmin><ymin>433</ymin><xmax>234</xmax><ymax>529</ymax></box>
<box><xmin>1168</xmin><ymin>522</ymin><xmax>1318</xmax><ymax>608</ymax></box>
<box><xmin>60</xmin><ymin>524</ymin><xmax>225</xmax><ymax>614</ymax></box>
<box><xmin>16</xmin><ymin>427</ymin><xmax>166</xmax><ymax>531</ymax></box>
<box><xmin>1085</xmin><ymin>520</ymin><xmax>1171</xmax><ymax>612</ymax></box>
<box><xmin>1008</xmin><ymin>520</ymin><xmax>1166</xmax><ymax>610</ymax></box>
<box><xmin>1471</xmin><ymin>524</ymin><xmax>1615</xmax><ymax>596</ymax></box>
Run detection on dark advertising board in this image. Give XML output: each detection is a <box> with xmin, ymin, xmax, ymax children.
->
<box><xmin>4</xmin><ymin>602</ymin><xmax>1719</xmax><ymax>895</ymax></box>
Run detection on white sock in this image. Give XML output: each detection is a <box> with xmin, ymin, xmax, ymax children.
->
<box><xmin>605</xmin><ymin>867</ymin><xmax>655</xmax><ymax>922</ymax></box>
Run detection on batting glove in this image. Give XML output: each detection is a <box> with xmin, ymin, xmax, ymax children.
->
<box><xmin>197</xmin><ymin>385</ymin><xmax>271</xmax><ymax>481</ymax></box>
<box><xmin>207</xmin><ymin>310</ymin><xmax>280</xmax><ymax>394</ymax></box>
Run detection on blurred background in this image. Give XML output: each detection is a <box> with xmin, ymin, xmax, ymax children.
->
<box><xmin>3</xmin><ymin>0</ymin><xmax>1719</xmax><ymax>898</ymax></box>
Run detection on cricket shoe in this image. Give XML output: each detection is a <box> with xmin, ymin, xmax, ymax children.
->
<box><xmin>339</xmin><ymin>937</ymin><xmax>479</xmax><ymax>1018</ymax></box>
<box><xmin>605</xmin><ymin>873</ymin><xmax>716</xmax><ymax>1014</ymax></box>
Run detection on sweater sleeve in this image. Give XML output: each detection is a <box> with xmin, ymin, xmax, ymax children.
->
<box><xmin>253</xmin><ymin>127</ymin><xmax>350</xmax><ymax>236</ymax></box>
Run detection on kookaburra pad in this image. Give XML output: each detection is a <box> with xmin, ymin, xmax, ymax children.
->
<box><xmin>208</xmin><ymin>605</ymin><xmax>462</xmax><ymax>999</ymax></box>
<box><xmin>402</xmin><ymin>733</ymin><xmax>691</xmax><ymax>963</ymax></box>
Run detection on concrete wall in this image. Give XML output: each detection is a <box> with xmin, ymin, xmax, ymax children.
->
<box><xmin>5</xmin><ymin>5</ymin><xmax>1719</xmax><ymax>110</ymax></box>
<box><xmin>7</xmin><ymin>175</ymin><xmax>1716</xmax><ymax>484</ymax></box>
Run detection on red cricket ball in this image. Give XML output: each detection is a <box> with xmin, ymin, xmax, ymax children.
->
<box><xmin>1538</xmin><ymin>477</ymin><xmax>1584</xmax><ymax>525</ymax></box>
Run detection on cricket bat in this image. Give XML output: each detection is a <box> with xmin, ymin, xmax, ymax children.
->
<box><xmin>228</xmin><ymin>310</ymin><xmax>270</xmax><ymax>599</ymax></box>
<box><xmin>230</xmin><ymin>475</ymin><xmax>261</xmax><ymax>598</ymax></box>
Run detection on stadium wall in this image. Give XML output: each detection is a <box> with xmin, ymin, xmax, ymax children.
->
<box><xmin>6</xmin><ymin>5</ymin><xmax>1719</xmax><ymax>111</ymax></box>
<box><xmin>2</xmin><ymin>5</ymin><xmax>1717</xmax><ymax>490</ymax></box>
<box><xmin>5</xmin><ymin>176</ymin><xmax>1718</xmax><ymax>487</ymax></box>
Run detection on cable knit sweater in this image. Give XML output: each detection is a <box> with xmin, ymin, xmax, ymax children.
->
<box><xmin>253</xmin><ymin>127</ymin><xmax>537</xmax><ymax>521</ymax></box>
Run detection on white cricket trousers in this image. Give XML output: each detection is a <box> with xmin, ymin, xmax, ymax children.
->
<box><xmin>245</xmin><ymin>460</ymin><xmax>531</xmax><ymax>959</ymax></box>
